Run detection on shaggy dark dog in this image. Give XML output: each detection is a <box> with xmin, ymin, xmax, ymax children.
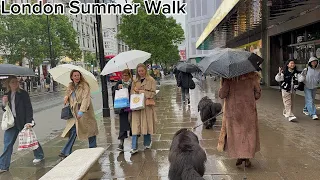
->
<box><xmin>168</xmin><ymin>128</ymin><xmax>207</xmax><ymax>180</ymax></box>
<box><xmin>198</xmin><ymin>96</ymin><xmax>222</xmax><ymax>129</ymax></box>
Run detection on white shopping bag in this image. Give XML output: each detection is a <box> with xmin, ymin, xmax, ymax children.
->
<box><xmin>130</xmin><ymin>93</ymin><xmax>145</xmax><ymax>111</ymax></box>
<box><xmin>1</xmin><ymin>104</ymin><xmax>15</xmax><ymax>131</ymax></box>
<box><xmin>114</xmin><ymin>88</ymin><xmax>130</xmax><ymax>109</ymax></box>
<box><xmin>18</xmin><ymin>127</ymin><xmax>39</xmax><ymax>151</ymax></box>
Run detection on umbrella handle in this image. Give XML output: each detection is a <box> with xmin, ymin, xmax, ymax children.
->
<box><xmin>126</xmin><ymin>63</ymin><xmax>133</xmax><ymax>81</ymax></box>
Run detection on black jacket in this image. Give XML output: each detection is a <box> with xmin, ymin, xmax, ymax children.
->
<box><xmin>177</xmin><ymin>72</ymin><xmax>193</xmax><ymax>89</ymax></box>
<box><xmin>2</xmin><ymin>89</ymin><xmax>33</xmax><ymax>131</ymax></box>
<box><xmin>280</xmin><ymin>68</ymin><xmax>300</xmax><ymax>92</ymax></box>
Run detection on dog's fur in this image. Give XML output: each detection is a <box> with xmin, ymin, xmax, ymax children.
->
<box><xmin>168</xmin><ymin>129</ymin><xmax>207</xmax><ymax>180</ymax></box>
<box><xmin>198</xmin><ymin>96</ymin><xmax>222</xmax><ymax>129</ymax></box>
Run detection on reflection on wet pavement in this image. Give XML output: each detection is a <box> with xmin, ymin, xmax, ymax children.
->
<box><xmin>7</xmin><ymin>78</ymin><xmax>320</xmax><ymax>180</ymax></box>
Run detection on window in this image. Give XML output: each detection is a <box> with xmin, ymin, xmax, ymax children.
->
<box><xmin>197</xmin><ymin>24</ymin><xmax>202</xmax><ymax>37</ymax></box>
<box><xmin>86</xmin><ymin>26</ymin><xmax>89</xmax><ymax>35</ymax></box>
<box><xmin>83</xmin><ymin>38</ymin><xmax>85</xmax><ymax>47</ymax></box>
<box><xmin>90</xmin><ymin>17</ymin><xmax>93</xmax><ymax>23</ymax></box>
<box><xmin>104</xmin><ymin>32</ymin><xmax>106</xmax><ymax>37</ymax></box>
<box><xmin>191</xmin><ymin>0</ymin><xmax>195</xmax><ymax>18</ymax></box>
<box><xmin>196</xmin><ymin>0</ymin><xmax>201</xmax><ymax>17</ymax></box>
<box><xmin>191</xmin><ymin>25</ymin><xmax>196</xmax><ymax>38</ymax></box>
<box><xmin>202</xmin><ymin>0</ymin><xmax>207</xmax><ymax>16</ymax></box>
<box><xmin>92</xmin><ymin>40</ymin><xmax>95</xmax><ymax>48</ymax></box>
<box><xmin>87</xmin><ymin>39</ymin><xmax>90</xmax><ymax>48</ymax></box>
<box><xmin>76</xmin><ymin>23</ymin><xmax>79</xmax><ymax>31</ymax></box>
<box><xmin>91</xmin><ymin>27</ymin><xmax>94</xmax><ymax>35</ymax></box>
<box><xmin>77</xmin><ymin>37</ymin><xmax>80</xmax><ymax>44</ymax></box>
<box><xmin>191</xmin><ymin>42</ymin><xmax>196</xmax><ymax>55</ymax></box>
<box><xmin>82</xmin><ymin>25</ymin><xmax>84</xmax><ymax>34</ymax></box>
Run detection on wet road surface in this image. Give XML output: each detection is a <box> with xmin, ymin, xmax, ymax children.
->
<box><xmin>2</xmin><ymin>78</ymin><xmax>320</xmax><ymax>180</ymax></box>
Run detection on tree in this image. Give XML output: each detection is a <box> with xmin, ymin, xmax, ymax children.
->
<box><xmin>0</xmin><ymin>14</ymin><xmax>81</xmax><ymax>68</ymax></box>
<box><xmin>84</xmin><ymin>51</ymin><xmax>97</xmax><ymax>67</ymax></box>
<box><xmin>117</xmin><ymin>0</ymin><xmax>184</xmax><ymax>66</ymax></box>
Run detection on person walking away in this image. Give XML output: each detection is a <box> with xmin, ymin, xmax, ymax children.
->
<box><xmin>45</xmin><ymin>76</ymin><xmax>51</xmax><ymax>92</ymax></box>
<box><xmin>275</xmin><ymin>60</ymin><xmax>304</xmax><ymax>122</ymax></box>
<box><xmin>19</xmin><ymin>78</ymin><xmax>24</xmax><ymax>90</ymax></box>
<box><xmin>217</xmin><ymin>72</ymin><xmax>261</xmax><ymax>167</ymax></box>
<box><xmin>177</xmin><ymin>71</ymin><xmax>194</xmax><ymax>104</ymax></box>
<box><xmin>302</xmin><ymin>57</ymin><xmax>320</xmax><ymax>120</ymax></box>
<box><xmin>154</xmin><ymin>68</ymin><xmax>161</xmax><ymax>85</ymax></box>
<box><xmin>59</xmin><ymin>70</ymin><xmax>99</xmax><ymax>158</ymax></box>
<box><xmin>173</xmin><ymin>67</ymin><xmax>179</xmax><ymax>84</ymax></box>
<box><xmin>0</xmin><ymin>76</ymin><xmax>44</xmax><ymax>173</ymax></box>
<box><xmin>113</xmin><ymin>69</ymin><xmax>133</xmax><ymax>152</ymax></box>
<box><xmin>25</xmin><ymin>77</ymin><xmax>31</xmax><ymax>92</ymax></box>
<box><xmin>130</xmin><ymin>64</ymin><xmax>157</xmax><ymax>154</ymax></box>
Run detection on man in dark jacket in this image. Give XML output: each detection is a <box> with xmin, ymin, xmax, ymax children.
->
<box><xmin>177</xmin><ymin>71</ymin><xmax>194</xmax><ymax>104</ymax></box>
<box><xmin>173</xmin><ymin>67</ymin><xmax>180</xmax><ymax>85</ymax></box>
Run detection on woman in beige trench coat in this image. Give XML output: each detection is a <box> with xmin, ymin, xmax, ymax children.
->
<box><xmin>59</xmin><ymin>70</ymin><xmax>99</xmax><ymax>158</ymax></box>
<box><xmin>130</xmin><ymin>64</ymin><xmax>157</xmax><ymax>154</ymax></box>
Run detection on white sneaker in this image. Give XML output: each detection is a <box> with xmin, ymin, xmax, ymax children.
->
<box><xmin>130</xmin><ymin>149</ymin><xmax>138</xmax><ymax>155</ymax></box>
<box><xmin>312</xmin><ymin>115</ymin><xmax>318</xmax><ymax>120</ymax></box>
<box><xmin>33</xmin><ymin>158</ymin><xmax>44</xmax><ymax>164</ymax></box>
<box><xmin>145</xmin><ymin>141</ymin><xmax>152</xmax><ymax>149</ymax></box>
<box><xmin>288</xmin><ymin>116</ymin><xmax>297</xmax><ymax>122</ymax></box>
<box><xmin>303</xmin><ymin>111</ymin><xmax>309</xmax><ymax>116</ymax></box>
<box><xmin>0</xmin><ymin>169</ymin><xmax>7</xmax><ymax>173</ymax></box>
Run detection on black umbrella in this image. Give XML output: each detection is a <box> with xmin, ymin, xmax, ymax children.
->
<box><xmin>0</xmin><ymin>64</ymin><xmax>35</xmax><ymax>77</ymax></box>
<box><xmin>176</xmin><ymin>62</ymin><xmax>200</xmax><ymax>73</ymax></box>
<box><xmin>198</xmin><ymin>48</ymin><xmax>263</xmax><ymax>78</ymax></box>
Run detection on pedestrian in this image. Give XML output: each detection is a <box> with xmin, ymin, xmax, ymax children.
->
<box><xmin>19</xmin><ymin>78</ymin><xmax>24</xmax><ymax>90</ymax></box>
<box><xmin>45</xmin><ymin>76</ymin><xmax>51</xmax><ymax>92</ymax></box>
<box><xmin>25</xmin><ymin>77</ymin><xmax>31</xmax><ymax>92</ymax></box>
<box><xmin>302</xmin><ymin>57</ymin><xmax>320</xmax><ymax>120</ymax></box>
<box><xmin>217</xmin><ymin>72</ymin><xmax>261</xmax><ymax>167</ymax></box>
<box><xmin>173</xmin><ymin>67</ymin><xmax>179</xmax><ymax>85</ymax></box>
<box><xmin>59</xmin><ymin>70</ymin><xmax>99</xmax><ymax>158</ymax></box>
<box><xmin>275</xmin><ymin>60</ymin><xmax>304</xmax><ymax>122</ymax></box>
<box><xmin>177</xmin><ymin>71</ymin><xmax>193</xmax><ymax>104</ymax></box>
<box><xmin>113</xmin><ymin>69</ymin><xmax>133</xmax><ymax>152</ymax></box>
<box><xmin>130</xmin><ymin>63</ymin><xmax>157</xmax><ymax>154</ymax></box>
<box><xmin>0</xmin><ymin>76</ymin><xmax>44</xmax><ymax>173</ymax></box>
<box><xmin>154</xmin><ymin>68</ymin><xmax>161</xmax><ymax>85</ymax></box>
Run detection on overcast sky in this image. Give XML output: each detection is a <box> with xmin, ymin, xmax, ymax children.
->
<box><xmin>115</xmin><ymin>0</ymin><xmax>186</xmax><ymax>30</ymax></box>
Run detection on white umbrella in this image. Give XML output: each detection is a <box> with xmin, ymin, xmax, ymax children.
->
<box><xmin>101</xmin><ymin>50</ymin><xmax>151</xmax><ymax>75</ymax></box>
<box><xmin>48</xmin><ymin>64</ymin><xmax>99</xmax><ymax>92</ymax></box>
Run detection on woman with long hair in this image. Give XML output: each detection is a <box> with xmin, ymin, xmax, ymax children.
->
<box><xmin>217</xmin><ymin>72</ymin><xmax>261</xmax><ymax>167</ymax></box>
<box><xmin>59</xmin><ymin>70</ymin><xmax>99</xmax><ymax>158</ymax></box>
<box><xmin>130</xmin><ymin>63</ymin><xmax>157</xmax><ymax>154</ymax></box>
<box><xmin>275</xmin><ymin>60</ymin><xmax>304</xmax><ymax>122</ymax></box>
<box><xmin>113</xmin><ymin>69</ymin><xmax>133</xmax><ymax>151</ymax></box>
<box><xmin>0</xmin><ymin>76</ymin><xmax>44</xmax><ymax>173</ymax></box>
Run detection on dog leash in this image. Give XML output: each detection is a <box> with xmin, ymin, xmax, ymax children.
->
<box><xmin>192</xmin><ymin>111</ymin><xmax>223</xmax><ymax>130</ymax></box>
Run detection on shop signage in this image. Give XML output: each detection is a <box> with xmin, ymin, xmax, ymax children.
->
<box><xmin>179</xmin><ymin>50</ymin><xmax>186</xmax><ymax>61</ymax></box>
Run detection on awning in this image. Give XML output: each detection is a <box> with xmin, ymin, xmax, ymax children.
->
<box><xmin>196</xmin><ymin>0</ymin><xmax>240</xmax><ymax>49</ymax></box>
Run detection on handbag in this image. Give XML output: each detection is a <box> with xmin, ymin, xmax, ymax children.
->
<box><xmin>18</xmin><ymin>127</ymin><xmax>39</xmax><ymax>151</ymax></box>
<box><xmin>146</xmin><ymin>98</ymin><xmax>155</xmax><ymax>106</ymax></box>
<box><xmin>1</xmin><ymin>104</ymin><xmax>15</xmax><ymax>131</ymax></box>
<box><xmin>114</xmin><ymin>88</ymin><xmax>130</xmax><ymax>109</ymax></box>
<box><xmin>61</xmin><ymin>105</ymin><xmax>73</xmax><ymax>120</ymax></box>
<box><xmin>130</xmin><ymin>93</ymin><xmax>145</xmax><ymax>111</ymax></box>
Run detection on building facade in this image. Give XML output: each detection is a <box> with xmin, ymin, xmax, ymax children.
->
<box><xmin>185</xmin><ymin>0</ymin><xmax>222</xmax><ymax>63</ymax></box>
<box><xmin>197</xmin><ymin>0</ymin><xmax>320</xmax><ymax>87</ymax></box>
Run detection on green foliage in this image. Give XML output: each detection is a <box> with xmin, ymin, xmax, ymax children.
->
<box><xmin>84</xmin><ymin>51</ymin><xmax>97</xmax><ymax>67</ymax></box>
<box><xmin>117</xmin><ymin>0</ymin><xmax>184</xmax><ymax>66</ymax></box>
<box><xmin>0</xmin><ymin>14</ymin><xmax>81</xmax><ymax>68</ymax></box>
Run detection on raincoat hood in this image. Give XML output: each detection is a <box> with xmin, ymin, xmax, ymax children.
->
<box><xmin>308</xmin><ymin>57</ymin><xmax>319</xmax><ymax>68</ymax></box>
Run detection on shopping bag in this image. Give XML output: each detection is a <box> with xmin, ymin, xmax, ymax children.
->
<box><xmin>130</xmin><ymin>93</ymin><xmax>145</xmax><ymax>111</ymax></box>
<box><xmin>18</xmin><ymin>127</ymin><xmax>39</xmax><ymax>151</ymax></box>
<box><xmin>114</xmin><ymin>88</ymin><xmax>130</xmax><ymax>109</ymax></box>
<box><xmin>1</xmin><ymin>104</ymin><xmax>15</xmax><ymax>131</ymax></box>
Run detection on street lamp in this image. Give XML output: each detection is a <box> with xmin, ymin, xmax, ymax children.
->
<box><xmin>95</xmin><ymin>0</ymin><xmax>110</xmax><ymax>117</ymax></box>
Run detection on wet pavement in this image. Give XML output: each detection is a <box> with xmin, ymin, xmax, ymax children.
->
<box><xmin>3</xmin><ymin>77</ymin><xmax>320</xmax><ymax>180</ymax></box>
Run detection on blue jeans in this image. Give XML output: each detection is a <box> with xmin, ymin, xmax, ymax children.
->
<box><xmin>131</xmin><ymin>134</ymin><xmax>151</xmax><ymax>150</ymax></box>
<box><xmin>304</xmin><ymin>87</ymin><xmax>317</xmax><ymax>116</ymax></box>
<box><xmin>0</xmin><ymin>126</ymin><xmax>44</xmax><ymax>170</ymax></box>
<box><xmin>61</xmin><ymin>125</ymin><xmax>97</xmax><ymax>155</ymax></box>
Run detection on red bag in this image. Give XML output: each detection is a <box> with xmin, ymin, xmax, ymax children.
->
<box><xmin>18</xmin><ymin>127</ymin><xmax>39</xmax><ymax>151</ymax></box>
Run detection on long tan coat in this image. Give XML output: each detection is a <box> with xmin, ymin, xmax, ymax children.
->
<box><xmin>131</xmin><ymin>76</ymin><xmax>157</xmax><ymax>135</ymax></box>
<box><xmin>61</xmin><ymin>82</ymin><xmax>99</xmax><ymax>140</ymax></box>
<box><xmin>217</xmin><ymin>72</ymin><xmax>261</xmax><ymax>159</ymax></box>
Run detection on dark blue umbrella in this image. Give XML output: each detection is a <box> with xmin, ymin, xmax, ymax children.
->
<box><xmin>176</xmin><ymin>63</ymin><xmax>201</xmax><ymax>73</ymax></box>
